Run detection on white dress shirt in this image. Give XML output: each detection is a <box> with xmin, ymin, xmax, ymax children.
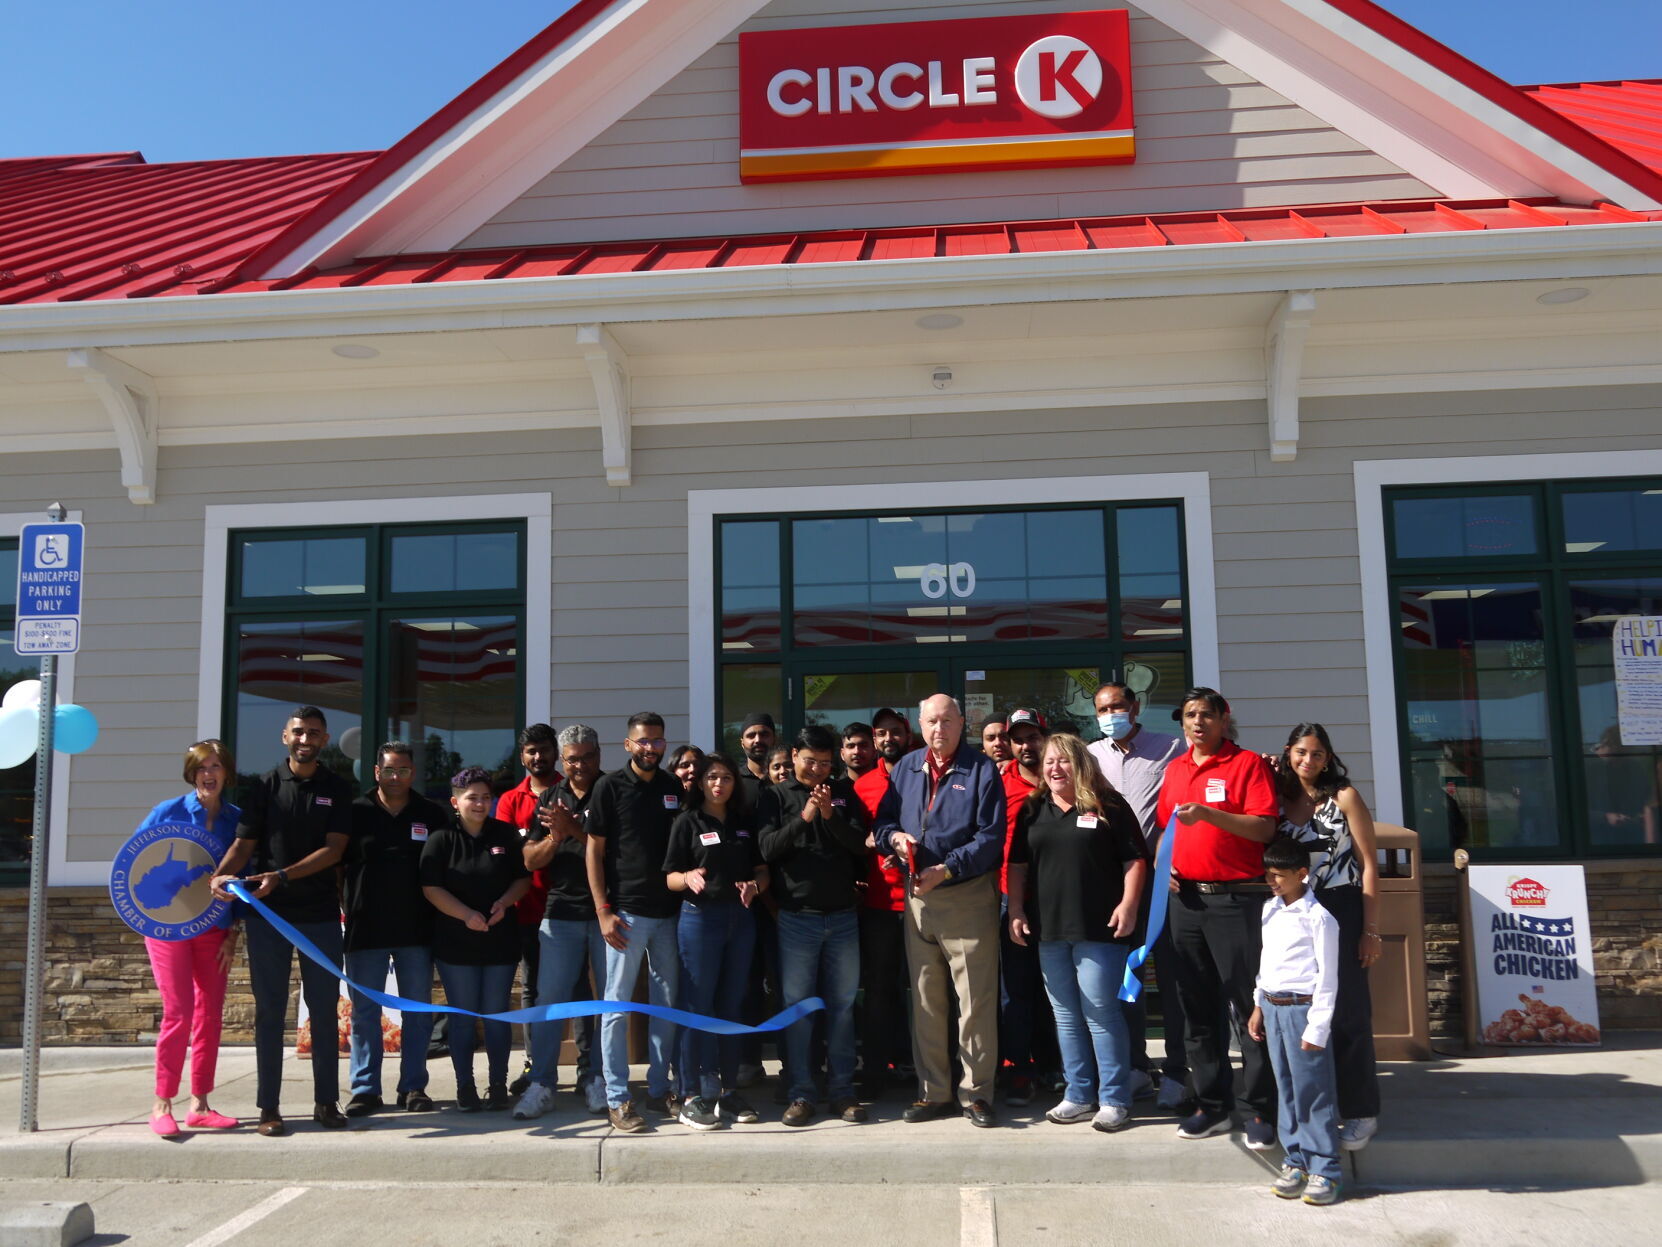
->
<box><xmin>1087</xmin><ymin>725</ymin><xmax>1183</xmax><ymax>849</ymax></box>
<box><xmin>1254</xmin><ymin>890</ymin><xmax>1340</xmax><ymax>1048</ymax></box>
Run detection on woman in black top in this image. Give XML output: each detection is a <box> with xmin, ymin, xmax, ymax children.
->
<box><xmin>1008</xmin><ymin>734</ymin><xmax>1149</xmax><ymax>1133</ymax></box>
<box><xmin>670</xmin><ymin>745</ymin><xmax>704</xmax><ymax>793</ymax></box>
<box><xmin>663</xmin><ymin>752</ymin><xmax>767</xmax><ymax>1130</ymax></box>
<box><xmin>420</xmin><ymin>767</ymin><xmax>530</xmax><ymax>1112</ymax></box>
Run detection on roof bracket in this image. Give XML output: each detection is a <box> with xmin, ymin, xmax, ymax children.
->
<box><xmin>1264</xmin><ymin>291</ymin><xmax>1316</xmax><ymax>464</ymax></box>
<box><xmin>67</xmin><ymin>347</ymin><xmax>159</xmax><ymax>504</ymax></box>
<box><xmin>576</xmin><ymin>323</ymin><xmax>632</xmax><ymax>487</ymax></box>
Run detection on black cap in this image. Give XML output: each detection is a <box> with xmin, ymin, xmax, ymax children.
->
<box><xmin>871</xmin><ymin>706</ymin><xmax>908</xmax><ymax>731</ymax></box>
<box><xmin>740</xmin><ymin>711</ymin><xmax>777</xmax><ymax>732</ymax></box>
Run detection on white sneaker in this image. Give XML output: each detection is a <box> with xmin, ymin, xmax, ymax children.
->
<box><xmin>1156</xmin><ymin>1075</ymin><xmax>1188</xmax><ymax>1111</ymax></box>
<box><xmin>511</xmin><ymin>1082</ymin><xmax>555</xmax><ymax>1120</ymax></box>
<box><xmin>583</xmin><ymin>1074</ymin><xmax>608</xmax><ymax>1116</ymax></box>
<box><xmin>1127</xmin><ymin>1070</ymin><xmax>1155</xmax><ymax>1101</ymax></box>
<box><xmin>1092</xmin><ymin>1105</ymin><xmax>1131</xmax><ymax>1133</ymax></box>
<box><xmin>1045</xmin><ymin>1099</ymin><xmax>1097</xmax><ymax>1125</ymax></box>
<box><xmin>1339</xmin><ymin>1116</ymin><xmax>1378</xmax><ymax>1151</ymax></box>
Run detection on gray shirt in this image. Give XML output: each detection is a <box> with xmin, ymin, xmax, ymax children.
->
<box><xmin>1088</xmin><ymin>726</ymin><xmax>1184</xmax><ymax>849</ymax></box>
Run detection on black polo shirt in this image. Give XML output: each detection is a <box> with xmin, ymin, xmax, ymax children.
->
<box><xmin>342</xmin><ymin>790</ymin><xmax>446</xmax><ymax>953</ymax></box>
<box><xmin>588</xmin><ymin>763</ymin><xmax>684</xmax><ymax>919</ymax></box>
<box><xmin>1008</xmin><ymin>795</ymin><xmax>1148</xmax><ymax>946</ymax></box>
<box><xmin>418</xmin><ymin>817</ymin><xmax>528</xmax><ymax>966</ymax></box>
<box><xmin>528</xmin><ymin>779</ymin><xmax>597</xmax><ymax>922</ymax></box>
<box><xmin>756</xmin><ymin>778</ymin><xmax>868</xmax><ymax>913</ymax></box>
<box><xmin>235</xmin><ymin>761</ymin><xmax>355</xmax><ymax>923</ymax></box>
<box><xmin>739</xmin><ymin>766</ymin><xmax>770</xmax><ymax>812</ymax></box>
<box><xmin>662</xmin><ymin>807</ymin><xmax>757</xmax><ymax>906</ymax></box>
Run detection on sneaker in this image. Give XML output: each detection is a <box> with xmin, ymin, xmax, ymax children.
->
<box><xmin>1302</xmin><ymin>1175</ymin><xmax>1341</xmax><ymax>1206</ymax></box>
<box><xmin>455</xmin><ymin>1085</ymin><xmax>482</xmax><ymax>1113</ymax></box>
<box><xmin>1005</xmin><ymin>1075</ymin><xmax>1035</xmax><ymax>1107</ymax></box>
<box><xmin>343</xmin><ymin>1093</ymin><xmax>382</xmax><ymax>1118</ymax></box>
<box><xmin>1340</xmin><ymin>1116</ymin><xmax>1378</xmax><ymax>1151</ymax></box>
<box><xmin>404</xmin><ymin>1090</ymin><xmax>436</xmax><ymax>1113</ymax></box>
<box><xmin>1157</xmin><ymin>1075</ymin><xmax>1189</xmax><ymax>1111</ymax></box>
<box><xmin>583</xmin><ymin>1074</ymin><xmax>609</xmax><ymax>1116</ymax></box>
<box><xmin>678</xmin><ymin>1096</ymin><xmax>723</xmax><ymax>1131</ymax></box>
<box><xmin>484</xmin><ymin>1084</ymin><xmax>511</xmax><ymax>1112</ymax></box>
<box><xmin>1244</xmin><ymin>1116</ymin><xmax>1276</xmax><ymax>1151</ymax></box>
<box><xmin>1272</xmin><ymin>1164</ymin><xmax>1308</xmax><ymax>1199</ymax></box>
<box><xmin>512</xmin><ymin>1083</ymin><xmax>556</xmax><ymax>1121</ymax></box>
<box><xmin>608</xmin><ymin>1101</ymin><xmax>647</xmax><ymax>1133</ymax></box>
<box><xmin>1045</xmin><ymin>1099</ymin><xmax>1097</xmax><ymax>1125</ymax></box>
<box><xmin>736</xmin><ymin>1062</ymin><xmax>763</xmax><ymax>1089</ymax></box>
<box><xmin>1092</xmin><ymin>1105</ymin><xmax>1131</xmax><ymax>1133</ymax></box>
<box><xmin>717</xmin><ymin>1094</ymin><xmax>758</xmax><ymax>1123</ymax></box>
<box><xmin>643</xmin><ymin>1091</ymin><xmax>681</xmax><ymax>1120</ymax></box>
<box><xmin>1127</xmin><ymin>1070</ymin><xmax>1155</xmax><ymax>1101</ymax></box>
<box><xmin>782</xmin><ymin>1099</ymin><xmax>816</xmax><ymax>1127</ymax></box>
<box><xmin>1176</xmin><ymin>1108</ymin><xmax>1231</xmax><ymax>1139</ymax></box>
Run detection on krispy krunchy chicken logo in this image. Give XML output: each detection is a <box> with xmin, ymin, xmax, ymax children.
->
<box><xmin>1506</xmin><ymin>876</ymin><xmax>1549</xmax><ymax>907</ymax></box>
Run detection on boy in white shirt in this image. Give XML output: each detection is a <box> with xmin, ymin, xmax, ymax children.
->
<box><xmin>1247</xmin><ymin>837</ymin><xmax>1343</xmax><ymax>1205</ymax></box>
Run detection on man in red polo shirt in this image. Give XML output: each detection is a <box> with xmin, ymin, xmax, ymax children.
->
<box><xmin>1156</xmin><ymin>687</ymin><xmax>1278</xmax><ymax>1149</ymax></box>
<box><xmin>495</xmin><ymin>723</ymin><xmax>561</xmax><ymax>1095</ymax></box>
<box><xmin>853</xmin><ymin>707</ymin><xmax>911</xmax><ymax>1099</ymax></box>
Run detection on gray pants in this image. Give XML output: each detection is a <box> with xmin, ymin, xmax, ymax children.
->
<box><xmin>904</xmin><ymin>872</ymin><xmax>999</xmax><ymax>1105</ymax></box>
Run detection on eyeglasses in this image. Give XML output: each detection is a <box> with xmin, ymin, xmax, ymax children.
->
<box><xmin>377</xmin><ymin>766</ymin><xmax>414</xmax><ymax>778</ymax></box>
<box><xmin>797</xmin><ymin>757</ymin><xmax>834</xmax><ymax>771</ymax></box>
<box><xmin>628</xmin><ymin>738</ymin><xmax>667</xmax><ymax>750</ymax></box>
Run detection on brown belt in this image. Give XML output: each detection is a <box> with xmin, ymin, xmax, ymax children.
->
<box><xmin>1263</xmin><ymin>992</ymin><xmax>1313</xmax><ymax>1006</ymax></box>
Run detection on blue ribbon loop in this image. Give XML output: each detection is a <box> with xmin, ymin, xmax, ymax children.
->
<box><xmin>228</xmin><ymin>882</ymin><xmax>823</xmax><ymax>1034</ymax></box>
<box><xmin>1118</xmin><ymin>814</ymin><xmax>1177</xmax><ymax>1003</ymax></box>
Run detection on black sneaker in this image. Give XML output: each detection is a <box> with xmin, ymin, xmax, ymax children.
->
<box><xmin>403</xmin><ymin>1090</ymin><xmax>436</xmax><ymax>1112</ymax></box>
<box><xmin>642</xmin><ymin>1091</ymin><xmax>682</xmax><ymax>1119</ymax></box>
<box><xmin>1176</xmin><ymin>1108</ymin><xmax>1231</xmax><ymax>1139</ymax></box>
<box><xmin>719</xmin><ymin>1094</ymin><xmax>760</xmax><ymax>1124</ymax></box>
<box><xmin>484</xmin><ymin>1084</ymin><xmax>511</xmax><ymax>1112</ymax></box>
<box><xmin>1244</xmin><ymin>1115</ymin><xmax>1276</xmax><ymax>1151</ymax></box>
<box><xmin>343</xmin><ymin>1093</ymin><xmax>382</xmax><ymax>1118</ymax></box>
<box><xmin>678</xmin><ymin>1096</ymin><xmax>723</xmax><ymax>1131</ymax></box>
<box><xmin>455</xmin><ymin>1085</ymin><xmax>482</xmax><ymax>1113</ymax></box>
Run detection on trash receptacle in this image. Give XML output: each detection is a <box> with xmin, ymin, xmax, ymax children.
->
<box><xmin>1371</xmin><ymin>823</ymin><xmax>1432</xmax><ymax>1060</ymax></box>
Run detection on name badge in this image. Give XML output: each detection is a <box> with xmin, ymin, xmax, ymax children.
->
<box><xmin>1204</xmin><ymin>778</ymin><xmax>1227</xmax><ymax>803</ymax></box>
<box><xmin>489</xmin><ymin>845</ymin><xmax>506</xmax><ymax>855</ymax></box>
<box><xmin>664</xmin><ymin>795</ymin><xmax>680</xmax><ymax>810</ymax></box>
<box><xmin>832</xmin><ymin>798</ymin><xmax>846</xmax><ymax>807</ymax></box>
<box><xmin>410</xmin><ymin>823</ymin><xmax>429</xmax><ymax>842</ymax></box>
<box><xmin>315</xmin><ymin>796</ymin><xmax>333</xmax><ymax>807</ymax></box>
<box><xmin>699</xmin><ymin>831</ymin><xmax>722</xmax><ymax>847</ymax></box>
<box><xmin>1077</xmin><ymin>814</ymin><xmax>1098</xmax><ymax>829</ymax></box>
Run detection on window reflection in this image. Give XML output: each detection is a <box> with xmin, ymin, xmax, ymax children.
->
<box><xmin>1571</xmin><ymin>578</ymin><xmax>1662</xmax><ymax>847</ymax></box>
<box><xmin>1562</xmin><ymin>488</ymin><xmax>1662</xmax><ymax>555</ymax></box>
<box><xmin>385</xmin><ymin>616</ymin><xmax>519</xmax><ymax>798</ymax></box>
<box><xmin>721</xmin><ymin>664</ymin><xmax>781</xmax><ymax>758</ymax></box>
<box><xmin>803</xmin><ymin>670</ymin><xmax>937</xmax><ymax>736</ymax></box>
<box><xmin>234</xmin><ymin>620</ymin><xmax>365</xmax><ymax>787</ymax></box>
<box><xmin>240</xmin><ymin>536</ymin><xmax>366</xmax><ymax>599</ymax></box>
<box><xmin>389</xmin><ymin>531</ymin><xmax>519</xmax><ymax>594</ymax></box>
<box><xmin>721</xmin><ymin>522</ymin><xmax>781</xmax><ymax>653</ymax></box>
<box><xmin>1117</xmin><ymin>507</ymin><xmax>1185</xmax><ymax>642</ymax></box>
<box><xmin>1392</xmin><ymin>495</ymin><xmax>1537</xmax><ymax>560</ymax></box>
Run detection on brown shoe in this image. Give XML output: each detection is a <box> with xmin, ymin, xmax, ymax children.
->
<box><xmin>831</xmin><ymin>1097</ymin><xmax>868</xmax><ymax>1123</ymax></box>
<box><xmin>782</xmin><ymin>1099</ymin><xmax>816</xmax><ymax>1127</ymax></box>
<box><xmin>608</xmin><ymin>1101</ymin><xmax>648</xmax><ymax>1133</ymax></box>
<box><xmin>256</xmin><ymin>1110</ymin><xmax>286</xmax><ymax>1137</ymax></box>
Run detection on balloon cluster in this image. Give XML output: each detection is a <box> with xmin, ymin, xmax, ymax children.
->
<box><xmin>0</xmin><ymin>680</ymin><xmax>100</xmax><ymax>768</ymax></box>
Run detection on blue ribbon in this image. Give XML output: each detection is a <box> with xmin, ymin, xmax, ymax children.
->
<box><xmin>228</xmin><ymin>882</ymin><xmax>823</xmax><ymax>1034</ymax></box>
<box><xmin>1118</xmin><ymin>815</ymin><xmax>1178</xmax><ymax>1003</ymax></box>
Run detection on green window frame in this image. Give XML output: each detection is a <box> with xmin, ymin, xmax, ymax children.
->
<box><xmin>1386</xmin><ymin>477</ymin><xmax>1662</xmax><ymax>861</ymax></box>
<box><xmin>712</xmin><ymin>501</ymin><xmax>1191</xmax><ymax>753</ymax></box>
<box><xmin>1</xmin><ymin>536</ymin><xmax>40</xmax><ymax>885</ymax></box>
<box><xmin>224</xmin><ymin>520</ymin><xmax>528</xmax><ymax>800</ymax></box>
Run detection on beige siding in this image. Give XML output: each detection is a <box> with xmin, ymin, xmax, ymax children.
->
<box><xmin>461</xmin><ymin>0</ymin><xmax>1435</xmax><ymax>250</ymax></box>
<box><xmin>11</xmin><ymin>383</ymin><xmax>1662</xmax><ymax>869</ymax></box>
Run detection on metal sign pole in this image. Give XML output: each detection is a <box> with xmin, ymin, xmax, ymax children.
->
<box><xmin>18</xmin><ymin>500</ymin><xmax>67</xmax><ymax>1134</ymax></box>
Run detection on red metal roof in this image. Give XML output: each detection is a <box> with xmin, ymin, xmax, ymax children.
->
<box><xmin>0</xmin><ymin>151</ymin><xmax>377</xmax><ymax>305</ymax></box>
<box><xmin>1523</xmin><ymin>80</ymin><xmax>1662</xmax><ymax>177</ymax></box>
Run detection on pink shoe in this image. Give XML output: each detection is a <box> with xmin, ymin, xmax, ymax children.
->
<box><xmin>150</xmin><ymin>1112</ymin><xmax>181</xmax><ymax>1137</ymax></box>
<box><xmin>185</xmin><ymin>1109</ymin><xmax>239</xmax><ymax>1130</ymax></box>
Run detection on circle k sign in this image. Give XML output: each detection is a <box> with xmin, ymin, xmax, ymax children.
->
<box><xmin>738</xmin><ymin>10</ymin><xmax>1135</xmax><ymax>184</ymax></box>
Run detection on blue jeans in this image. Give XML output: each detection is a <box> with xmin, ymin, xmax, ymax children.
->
<box><xmin>435</xmin><ymin>960</ymin><xmax>516</xmax><ymax>1091</ymax></box>
<box><xmin>245</xmin><ymin>913</ymin><xmax>341</xmax><ymax>1111</ymax></box>
<box><xmin>1262</xmin><ymin>1000</ymin><xmax>1343</xmax><ymax>1182</ymax></box>
<box><xmin>600</xmin><ymin>910</ymin><xmax>680</xmax><ymax>1108</ymax></box>
<box><xmin>530</xmin><ymin>918</ymin><xmax>607</xmax><ymax>1089</ymax></box>
<box><xmin>777</xmin><ymin>908</ymin><xmax>859</xmax><ymax>1103</ymax></box>
<box><xmin>676</xmin><ymin>900</ymin><xmax>757</xmax><ymax>1100</ymax></box>
<box><xmin>1038</xmin><ymin>939</ymin><xmax>1133</xmax><ymax>1109</ymax></box>
<box><xmin>345</xmin><ymin>945</ymin><xmax>434</xmax><ymax>1097</ymax></box>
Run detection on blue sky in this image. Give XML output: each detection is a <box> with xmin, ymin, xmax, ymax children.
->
<box><xmin>3</xmin><ymin>1</ymin><xmax>1658</xmax><ymax>162</ymax></box>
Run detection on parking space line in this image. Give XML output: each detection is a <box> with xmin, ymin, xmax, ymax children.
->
<box><xmin>179</xmin><ymin>1186</ymin><xmax>308</xmax><ymax>1247</ymax></box>
<box><xmin>960</xmin><ymin>1186</ymin><xmax>999</xmax><ymax>1247</ymax></box>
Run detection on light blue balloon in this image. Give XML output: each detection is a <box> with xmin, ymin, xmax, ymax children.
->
<box><xmin>53</xmin><ymin>704</ymin><xmax>99</xmax><ymax>755</ymax></box>
<box><xmin>0</xmin><ymin>704</ymin><xmax>38</xmax><ymax>769</ymax></box>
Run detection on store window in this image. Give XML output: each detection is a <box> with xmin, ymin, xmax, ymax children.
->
<box><xmin>1</xmin><ymin>538</ymin><xmax>42</xmax><ymax>882</ymax></box>
<box><xmin>226</xmin><ymin>522</ymin><xmax>525</xmax><ymax>799</ymax></box>
<box><xmin>1388</xmin><ymin>480</ymin><xmax>1662</xmax><ymax>859</ymax></box>
<box><xmin>714</xmin><ymin>504</ymin><xmax>1189</xmax><ymax>754</ymax></box>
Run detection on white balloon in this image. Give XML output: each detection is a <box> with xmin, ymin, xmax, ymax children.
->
<box><xmin>0</xmin><ymin>704</ymin><xmax>40</xmax><ymax>769</ymax></box>
<box><xmin>3</xmin><ymin>679</ymin><xmax>42</xmax><ymax>710</ymax></box>
<box><xmin>339</xmin><ymin>725</ymin><xmax>363</xmax><ymax>761</ymax></box>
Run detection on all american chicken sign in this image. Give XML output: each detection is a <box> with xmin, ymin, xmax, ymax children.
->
<box><xmin>738</xmin><ymin>10</ymin><xmax>1136</xmax><ymax>182</ymax></box>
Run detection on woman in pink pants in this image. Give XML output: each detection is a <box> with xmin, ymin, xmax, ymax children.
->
<box><xmin>140</xmin><ymin>739</ymin><xmax>243</xmax><ymax>1136</ymax></box>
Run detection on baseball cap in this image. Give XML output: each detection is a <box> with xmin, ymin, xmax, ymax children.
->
<box><xmin>1008</xmin><ymin>708</ymin><xmax>1047</xmax><ymax>731</ymax></box>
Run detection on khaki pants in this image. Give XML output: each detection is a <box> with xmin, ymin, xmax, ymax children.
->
<box><xmin>904</xmin><ymin>871</ymin><xmax>1000</xmax><ymax>1105</ymax></box>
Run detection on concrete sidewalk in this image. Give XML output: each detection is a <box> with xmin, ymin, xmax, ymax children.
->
<box><xmin>2</xmin><ymin>1036</ymin><xmax>1659</xmax><ymax>1190</ymax></box>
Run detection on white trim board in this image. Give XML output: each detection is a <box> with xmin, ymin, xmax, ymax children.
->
<box><xmin>1355</xmin><ymin>449</ymin><xmax>1662</xmax><ymax>827</ymax></box>
<box><xmin>197</xmin><ymin>491</ymin><xmax>554</xmax><ymax>755</ymax></box>
<box><xmin>2</xmin><ymin>509</ymin><xmax>84</xmax><ymax>885</ymax></box>
<box><xmin>686</xmin><ymin>472</ymin><xmax>1219</xmax><ymax>740</ymax></box>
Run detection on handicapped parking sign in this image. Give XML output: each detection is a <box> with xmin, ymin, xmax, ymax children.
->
<box><xmin>14</xmin><ymin>522</ymin><xmax>85</xmax><ymax>654</ymax></box>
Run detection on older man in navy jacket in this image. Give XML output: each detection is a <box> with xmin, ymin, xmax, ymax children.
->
<box><xmin>874</xmin><ymin>694</ymin><xmax>1006</xmax><ymax>1127</ymax></box>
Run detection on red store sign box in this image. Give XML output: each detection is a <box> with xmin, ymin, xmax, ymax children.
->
<box><xmin>738</xmin><ymin>10</ymin><xmax>1135</xmax><ymax>183</ymax></box>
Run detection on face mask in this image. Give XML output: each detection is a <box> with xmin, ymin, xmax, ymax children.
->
<box><xmin>1098</xmin><ymin>712</ymin><xmax>1134</xmax><ymax>741</ymax></box>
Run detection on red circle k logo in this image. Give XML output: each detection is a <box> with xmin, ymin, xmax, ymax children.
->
<box><xmin>1015</xmin><ymin>35</ymin><xmax>1103</xmax><ymax>119</ymax></box>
